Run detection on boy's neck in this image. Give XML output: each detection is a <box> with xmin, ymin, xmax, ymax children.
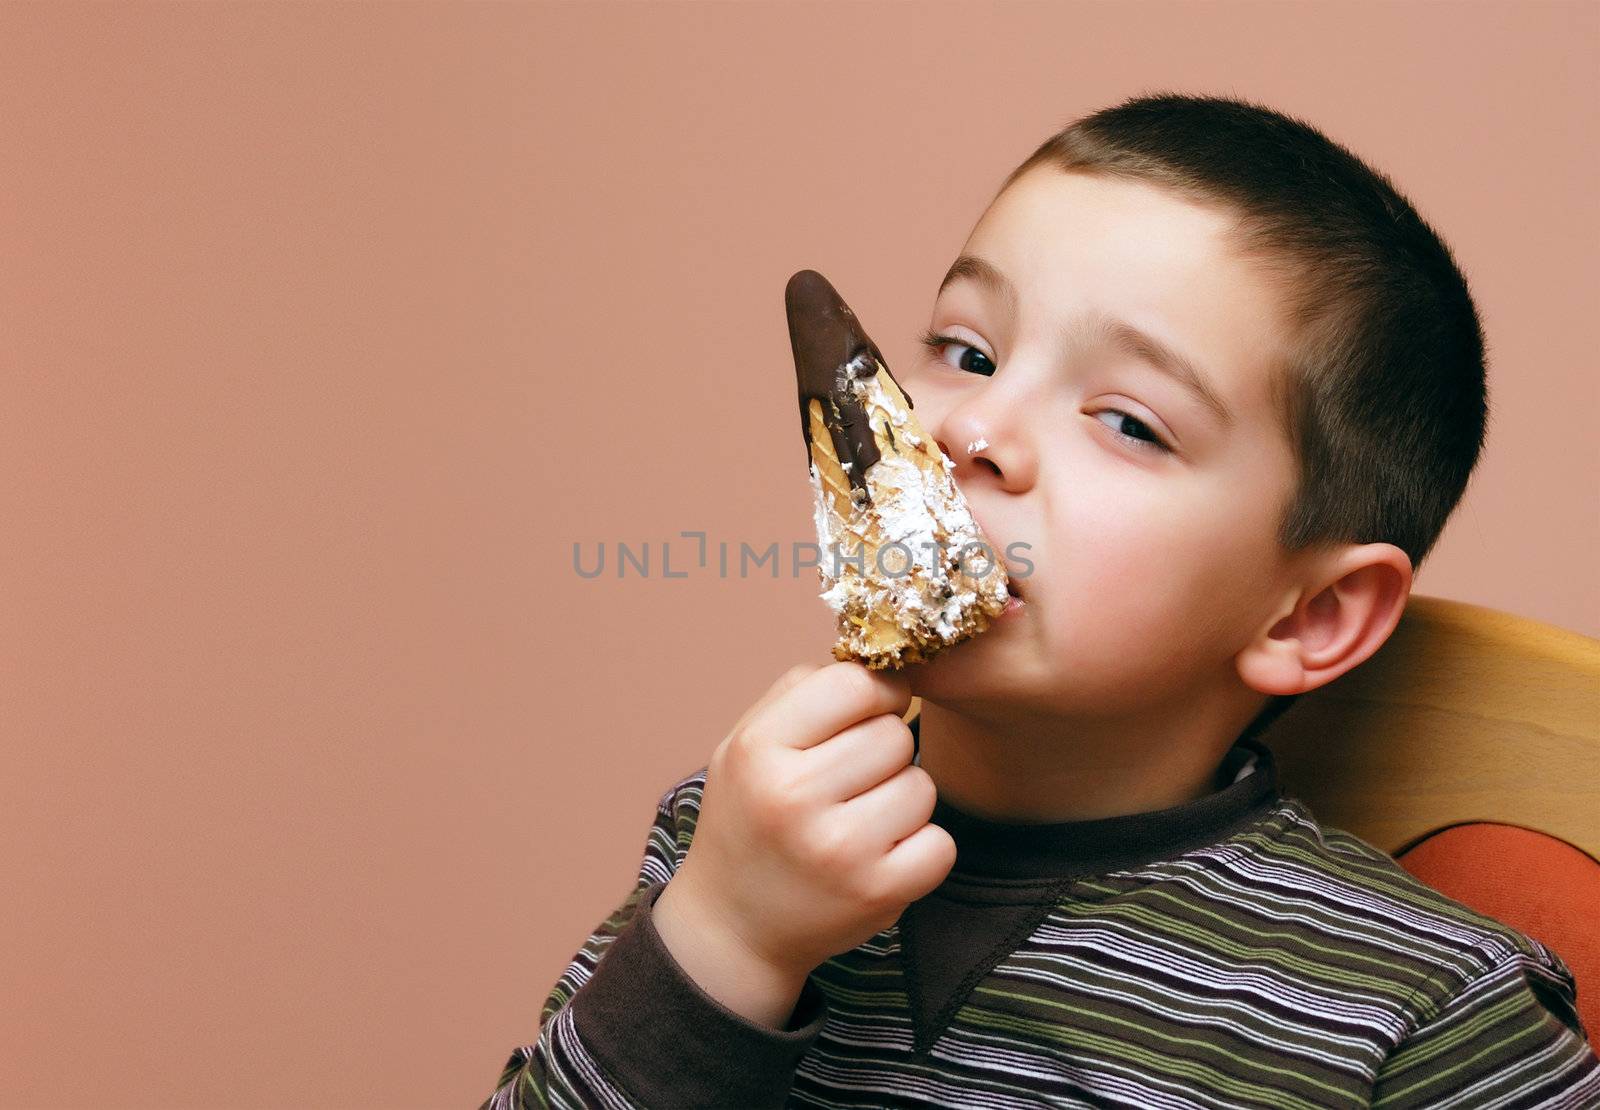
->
<box><xmin>915</xmin><ymin>696</ymin><xmax>1259</xmax><ymax>825</ymax></box>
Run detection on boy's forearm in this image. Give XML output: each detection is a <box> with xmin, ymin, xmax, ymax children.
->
<box><xmin>482</xmin><ymin>879</ymin><xmax>827</xmax><ymax>1110</ymax></box>
<box><xmin>653</xmin><ymin>873</ymin><xmax>811</xmax><ymax>1029</ymax></box>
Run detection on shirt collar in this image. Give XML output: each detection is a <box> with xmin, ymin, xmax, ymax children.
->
<box><xmin>908</xmin><ymin>714</ymin><xmax>1280</xmax><ymax>880</ymax></box>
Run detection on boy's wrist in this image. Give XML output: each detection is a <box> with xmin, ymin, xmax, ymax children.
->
<box><xmin>653</xmin><ymin>871</ymin><xmax>810</xmax><ymax>1029</ymax></box>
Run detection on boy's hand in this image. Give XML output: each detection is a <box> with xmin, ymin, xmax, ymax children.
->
<box><xmin>653</xmin><ymin>662</ymin><xmax>957</xmax><ymax>1025</ymax></box>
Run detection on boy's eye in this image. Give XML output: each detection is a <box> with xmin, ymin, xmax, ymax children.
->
<box><xmin>1092</xmin><ymin>409</ymin><xmax>1173</xmax><ymax>454</ymax></box>
<box><xmin>919</xmin><ymin>330</ymin><xmax>996</xmax><ymax>377</ymax></box>
<box><xmin>918</xmin><ymin>329</ymin><xmax>1173</xmax><ymax>456</ymax></box>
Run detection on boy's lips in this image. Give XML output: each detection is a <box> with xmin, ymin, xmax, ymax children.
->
<box><xmin>1000</xmin><ymin>572</ymin><xmax>1027</xmax><ymax>619</ymax></box>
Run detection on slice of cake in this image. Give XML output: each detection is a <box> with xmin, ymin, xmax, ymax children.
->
<box><xmin>785</xmin><ymin>268</ymin><xmax>1010</xmax><ymax>669</ymax></box>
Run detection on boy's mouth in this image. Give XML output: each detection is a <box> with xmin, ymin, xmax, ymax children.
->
<box><xmin>1001</xmin><ymin>574</ymin><xmax>1027</xmax><ymax>618</ymax></box>
<box><xmin>962</xmin><ymin>501</ymin><xmax>1027</xmax><ymax>602</ymax></box>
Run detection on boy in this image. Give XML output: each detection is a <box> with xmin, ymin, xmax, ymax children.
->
<box><xmin>482</xmin><ymin>93</ymin><xmax>1599</xmax><ymax>1107</ymax></box>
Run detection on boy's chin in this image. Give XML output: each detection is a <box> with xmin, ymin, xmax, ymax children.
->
<box><xmin>906</xmin><ymin>624</ymin><xmax>1020</xmax><ymax>702</ymax></box>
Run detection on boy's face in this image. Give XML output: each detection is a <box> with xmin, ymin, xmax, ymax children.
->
<box><xmin>901</xmin><ymin>167</ymin><xmax>1304</xmax><ymax>718</ymax></box>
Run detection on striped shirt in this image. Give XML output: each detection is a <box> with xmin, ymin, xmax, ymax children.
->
<box><xmin>481</xmin><ymin>719</ymin><xmax>1599</xmax><ymax>1107</ymax></box>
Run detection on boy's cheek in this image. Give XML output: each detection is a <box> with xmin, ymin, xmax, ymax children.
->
<box><xmin>898</xmin><ymin>360</ymin><xmax>954</xmax><ymax>406</ymax></box>
<box><xmin>897</xmin><ymin>371</ymin><xmax>936</xmax><ymax>415</ymax></box>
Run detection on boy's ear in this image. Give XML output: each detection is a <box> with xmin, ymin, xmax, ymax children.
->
<box><xmin>1235</xmin><ymin>543</ymin><xmax>1413</xmax><ymax>699</ymax></box>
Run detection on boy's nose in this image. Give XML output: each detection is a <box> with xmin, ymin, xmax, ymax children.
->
<box><xmin>937</xmin><ymin>437</ymin><xmax>1003</xmax><ymax>480</ymax></box>
<box><xmin>934</xmin><ymin>411</ymin><xmax>1036</xmax><ymax>493</ymax></box>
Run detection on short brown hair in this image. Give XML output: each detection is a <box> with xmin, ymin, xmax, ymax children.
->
<box><xmin>999</xmin><ymin>92</ymin><xmax>1490</xmax><ymax>733</ymax></box>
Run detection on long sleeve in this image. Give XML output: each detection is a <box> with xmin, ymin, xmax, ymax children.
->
<box><xmin>479</xmin><ymin>771</ymin><xmax>830</xmax><ymax>1110</ymax></box>
<box><xmin>1371</xmin><ymin>940</ymin><xmax>1600</xmax><ymax>1107</ymax></box>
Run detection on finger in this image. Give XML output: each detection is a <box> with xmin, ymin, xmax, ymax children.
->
<box><xmin>728</xmin><ymin>661</ymin><xmax>826</xmax><ymax>739</ymax></box>
<box><xmin>876</xmin><ymin>821</ymin><xmax>958</xmax><ymax>903</ymax></box>
<box><xmin>747</xmin><ymin>661</ymin><xmax>913</xmax><ymax>751</ymax></box>
<box><xmin>834</xmin><ymin>762</ymin><xmax>938</xmax><ymax>850</ymax></box>
<box><xmin>798</xmin><ymin>712</ymin><xmax>915</xmax><ymax>802</ymax></box>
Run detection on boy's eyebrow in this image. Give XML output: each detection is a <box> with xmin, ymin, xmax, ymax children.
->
<box><xmin>937</xmin><ymin>254</ymin><xmax>1236</xmax><ymax>430</ymax></box>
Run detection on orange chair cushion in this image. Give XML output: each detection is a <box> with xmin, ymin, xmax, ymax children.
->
<box><xmin>1397</xmin><ymin>822</ymin><xmax>1600</xmax><ymax>1038</ymax></box>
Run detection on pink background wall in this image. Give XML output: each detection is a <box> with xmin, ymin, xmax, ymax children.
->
<box><xmin>3</xmin><ymin>2</ymin><xmax>1595</xmax><ymax>1106</ymax></box>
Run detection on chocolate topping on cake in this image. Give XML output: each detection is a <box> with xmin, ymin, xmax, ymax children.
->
<box><xmin>786</xmin><ymin>269</ymin><xmax>914</xmax><ymax>507</ymax></box>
